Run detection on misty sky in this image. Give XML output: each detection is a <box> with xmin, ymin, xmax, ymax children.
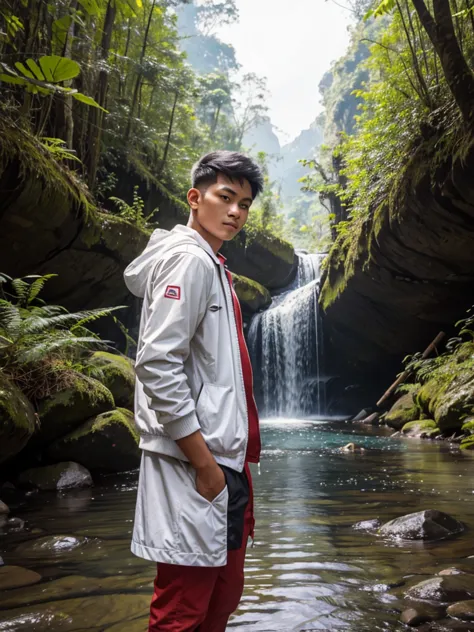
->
<box><xmin>216</xmin><ymin>0</ymin><xmax>353</xmax><ymax>144</ymax></box>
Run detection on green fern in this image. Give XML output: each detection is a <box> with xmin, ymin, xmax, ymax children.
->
<box><xmin>0</xmin><ymin>272</ymin><xmax>134</xmax><ymax>400</ymax></box>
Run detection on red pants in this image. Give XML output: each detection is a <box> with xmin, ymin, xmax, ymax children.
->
<box><xmin>149</xmin><ymin>464</ymin><xmax>254</xmax><ymax>632</ymax></box>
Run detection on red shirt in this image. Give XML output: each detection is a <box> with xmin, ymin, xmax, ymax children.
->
<box><xmin>218</xmin><ymin>256</ymin><xmax>261</xmax><ymax>464</ymax></box>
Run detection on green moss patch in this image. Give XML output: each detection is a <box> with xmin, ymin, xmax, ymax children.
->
<box><xmin>88</xmin><ymin>352</ymin><xmax>135</xmax><ymax>409</ymax></box>
<box><xmin>36</xmin><ymin>374</ymin><xmax>114</xmax><ymax>447</ymax></box>
<box><xmin>232</xmin><ymin>273</ymin><xmax>271</xmax><ymax>313</ymax></box>
<box><xmin>401</xmin><ymin>419</ymin><xmax>439</xmax><ymax>438</ymax></box>
<box><xmin>47</xmin><ymin>408</ymin><xmax>140</xmax><ymax>472</ymax></box>
<box><xmin>384</xmin><ymin>392</ymin><xmax>421</xmax><ymax>431</ymax></box>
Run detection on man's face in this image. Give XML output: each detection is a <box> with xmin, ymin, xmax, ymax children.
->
<box><xmin>187</xmin><ymin>173</ymin><xmax>253</xmax><ymax>244</ymax></box>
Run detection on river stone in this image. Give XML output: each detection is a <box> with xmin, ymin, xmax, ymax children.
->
<box><xmin>47</xmin><ymin>408</ymin><xmax>140</xmax><ymax>472</ymax></box>
<box><xmin>384</xmin><ymin>393</ymin><xmax>421</xmax><ymax>431</ymax></box>
<box><xmin>35</xmin><ymin>375</ymin><xmax>115</xmax><ymax>447</ymax></box>
<box><xmin>15</xmin><ymin>535</ymin><xmax>87</xmax><ymax>558</ymax></box>
<box><xmin>18</xmin><ymin>462</ymin><xmax>93</xmax><ymax>491</ymax></box>
<box><xmin>0</xmin><ymin>373</ymin><xmax>36</xmax><ymax>463</ymax></box>
<box><xmin>446</xmin><ymin>600</ymin><xmax>474</xmax><ymax>620</ymax></box>
<box><xmin>0</xmin><ymin>500</ymin><xmax>9</xmax><ymax>514</ymax></box>
<box><xmin>353</xmin><ymin>518</ymin><xmax>382</xmax><ymax>531</ymax></box>
<box><xmin>401</xmin><ymin>606</ymin><xmax>443</xmax><ymax>626</ymax></box>
<box><xmin>379</xmin><ymin>510</ymin><xmax>464</xmax><ymax>541</ymax></box>
<box><xmin>0</xmin><ymin>573</ymin><xmax>153</xmax><ymax>610</ymax></box>
<box><xmin>87</xmin><ymin>352</ymin><xmax>135</xmax><ymax>410</ymax></box>
<box><xmin>406</xmin><ymin>575</ymin><xmax>474</xmax><ymax>603</ymax></box>
<box><xmin>0</xmin><ymin>594</ymin><xmax>151</xmax><ymax>631</ymax></box>
<box><xmin>0</xmin><ymin>566</ymin><xmax>42</xmax><ymax>590</ymax></box>
<box><xmin>439</xmin><ymin>569</ymin><xmax>470</xmax><ymax>577</ymax></box>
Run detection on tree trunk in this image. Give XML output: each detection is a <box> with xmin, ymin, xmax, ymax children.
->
<box><xmin>86</xmin><ymin>0</ymin><xmax>116</xmax><ymax>189</ymax></box>
<box><xmin>158</xmin><ymin>90</ymin><xmax>179</xmax><ymax>176</ymax></box>
<box><xmin>411</xmin><ymin>0</ymin><xmax>474</xmax><ymax>123</ymax></box>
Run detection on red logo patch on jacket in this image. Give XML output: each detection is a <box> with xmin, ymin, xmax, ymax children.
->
<box><xmin>164</xmin><ymin>285</ymin><xmax>181</xmax><ymax>300</ymax></box>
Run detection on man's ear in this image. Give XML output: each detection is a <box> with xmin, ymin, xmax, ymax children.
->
<box><xmin>187</xmin><ymin>187</ymin><xmax>201</xmax><ymax>210</ymax></box>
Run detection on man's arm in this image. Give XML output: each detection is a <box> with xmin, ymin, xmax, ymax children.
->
<box><xmin>135</xmin><ymin>251</ymin><xmax>224</xmax><ymax>500</ymax></box>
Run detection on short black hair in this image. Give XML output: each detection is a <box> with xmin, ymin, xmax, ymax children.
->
<box><xmin>191</xmin><ymin>150</ymin><xmax>264</xmax><ymax>200</ymax></box>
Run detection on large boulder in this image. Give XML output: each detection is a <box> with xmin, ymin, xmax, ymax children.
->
<box><xmin>446</xmin><ymin>600</ymin><xmax>474</xmax><ymax>620</ymax></box>
<box><xmin>0</xmin><ymin>373</ymin><xmax>36</xmax><ymax>463</ymax></box>
<box><xmin>222</xmin><ymin>230</ymin><xmax>297</xmax><ymax>289</ymax></box>
<box><xmin>232</xmin><ymin>273</ymin><xmax>272</xmax><ymax>314</ymax></box>
<box><xmin>406</xmin><ymin>575</ymin><xmax>474</xmax><ymax>604</ymax></box>
<box><xmin>47</xmin><ymin>408</ymin><xmax>140</xmax><ymax>472</ymax></box>
<box><xmin>35</xmin><ymin>374</ymin><xmax>114</xmax><ymax>447</ymax></box>
<box><xmin>18</xmin><ymin>462</ymin><xmax>93</xmax><ymax>490</ymax></box>
<box><xmin>379</xmin><ymin>510</ymin><xmax>464</xmax><ymax>541</ymax></box>
<box><xmin>88</xmin><ymin>351</ymin><xmax>135</xmax><ymax>409</ymax></box>
<box><xmin>0</xmin><ymin>566</ymin><xmax>42</xmax><ymax>590</ymax></box>
<box><xmin>384</xmin><ymin>392</ymin><xmax>421</xmax><ymax>430</ymax></box>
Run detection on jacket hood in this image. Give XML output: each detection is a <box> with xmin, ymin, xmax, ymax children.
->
<box><xmin>124</xmin><ymin>225</ymin><xmax>218</xmax><ymax>298</ymax></box>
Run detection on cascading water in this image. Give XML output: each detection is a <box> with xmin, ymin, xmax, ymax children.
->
<box><xmin>248</xmin><ymin>253</ymin><xmax>325</xmax><ymax>418</ymax></box>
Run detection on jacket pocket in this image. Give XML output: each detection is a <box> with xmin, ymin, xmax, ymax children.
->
<box><xmin>196</xmin><ymin>382</ymin><xmax>245</xmax><ymax>455</ymax></box>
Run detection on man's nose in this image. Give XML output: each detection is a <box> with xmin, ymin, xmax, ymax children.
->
<box><xmin>228</xmin><ymin>204</ymin><xmax>241</xmax><ymax>217</ymax></box>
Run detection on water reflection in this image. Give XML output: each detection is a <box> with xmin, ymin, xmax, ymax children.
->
<box><xmin>1</xmin><ymin>420</ymin><xmax>473</xmax><ymax>631</ymax></box>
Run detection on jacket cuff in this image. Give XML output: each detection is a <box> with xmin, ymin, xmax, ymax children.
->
<box><xmin>164</xmin><ymin>411</ymin><xmax>201</xmax><ymax>441</ymax></box>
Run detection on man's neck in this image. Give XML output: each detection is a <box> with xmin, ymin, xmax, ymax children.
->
<box><xmin>187</xmin><ymin>218</ymin><xmax>223</xmax><ymax>254</ymax></box>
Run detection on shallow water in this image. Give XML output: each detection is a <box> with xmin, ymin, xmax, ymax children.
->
<box><xmin>1</xmin><ymin>419</ymin><xmax>474</xmax><ymax>631</ymax></box>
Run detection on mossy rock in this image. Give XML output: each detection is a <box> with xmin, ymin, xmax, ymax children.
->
<box><xmin>0</xmin><ymin>373</ymin><xmax>36</xmax><ymax>463</ymax></box>
<box><xmin>232</xmin><ymin>273</ymin><xmax>272</xmax><ymax>313</ymax></box>
<box><xmin>47</xmin><ymin>408</ymin><xmax>140</xmax><ymax>472</ymax></box>
<box><xmin>434</xmin><ymin>377</ymin><xmax>474</xmax><ymax>432</ymax></box>
<box><xmin>88</xmin><ymin>351</ymin><xmax>135</xmax><ymax>409</ymax></box>
<box><xmin>460</xmin><ymin>436</ymin><xmax>474</xmax><ymax>451</ymax></box>
<box><xmin>401</xmin><ymin>419</ymin><xmax>439</xmax><ymax>438</ymax></box>
<box><xmin>416</xmin><ymin>380</ymin><xmax>440</xmax><ymax>416</ymax></box>
<box><xmin>36</xmin><ymin>374</ymin><xmax>114</xmax><ymax>447</ymax></box>
<box><xmin>384</xmin><ymin>393</ymin><xmax>421</xmax><ymax>430</ymax></box>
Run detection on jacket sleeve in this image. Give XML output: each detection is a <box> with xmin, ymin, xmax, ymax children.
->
<box><xmin>134</xmin><ymin>251</ymin><xmax>211</xmax><ymax>441</ymax></box>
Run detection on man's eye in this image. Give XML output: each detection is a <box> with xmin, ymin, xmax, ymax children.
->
<box><xmin>221</xmin><ymin>195</ymin><xmax>230</xmax><ymax>202</ymax></box>
<box><xmin>240</xmin><ymin>204</ymin><xmax>249</xmax><ymax>210</ymax></box>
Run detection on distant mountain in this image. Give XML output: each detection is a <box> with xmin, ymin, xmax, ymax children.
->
<box><xmin>243</xmin><ymin>118</ymin><xmax>323</xmax><ymax>205</ymax></box>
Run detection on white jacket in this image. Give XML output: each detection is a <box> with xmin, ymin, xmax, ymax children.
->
<box><xmin>124</xmin><ymin>225</ymin><xmax>249</xmax><ymax>566</ymax></box>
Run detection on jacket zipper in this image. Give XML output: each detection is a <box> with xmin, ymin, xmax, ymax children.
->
<box><xmin>220</xmin><ymin>264</ymin><xmax>248</xmax><ymax>471</ymax></box>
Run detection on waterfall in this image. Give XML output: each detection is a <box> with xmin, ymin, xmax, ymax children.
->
<box><xmin>248</xmin><ymin>253</ymin><xmax>325</xmax><ymax>418</ymax></box>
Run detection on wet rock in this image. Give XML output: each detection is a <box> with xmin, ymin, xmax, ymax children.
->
<box><xmin>384</xmin><ymin>393</ymin><xmax>421</xmax><ymax>431</ymax></box>
<box><xmin>446</xmin><ymin>600</ymin><xmax>474</xmax><ymax>620</ymax></box>
<box><xmin>353</xmin><ymin>518</ymin><xmax>382</xmax><ymax>531</ymax></box>
<box><xmin>48</xmin><ymin>409</ymin><xmax>140</xmax><ymax>472</ymax></box>
<box><xmin>0</xmin><ymin>565</ymin><xmax>42</xmax><ymax>590</ymax></box>
<box><xmin>87</xmin><ymin>351</ymin><xmax>135</xmax><ymax>410</ymax></box>
<box><xmin>0</xmin><ymin>373</ymin><xmax>36</xmax><ymax>463</ymax></box>
<box><xmin>0</xmin><ymin>500</ymin><xmax>9</xmax><ymax>514</ymax></box>
<box><xmin>401</xmin><ymin>419</ymin><xmax>440</xmax><ymax>439</ymax></box>
<box><xmin>439</xmin><ymin>569</ymin><xmax>470</xmax><ymax>577</ymax></box>
<box><xmin>379</xmin><ymin>510</ymin><xmax>464</xmax><ymax>541</ymax></box>
<box><xmin>35</xmin><ymin>375</ymin><xmax>115</xmax><ymax>447</ymax></box>
<box><xmin>6</xmin><ymin>517</ymin><xmax>25</xmax><ymax>532</ymax></box>
<box><xmin>401</xmin><ymin>605</ymin><xmax>444</xmax><ymax>626</ymax></box>
<box><xmin>15</xmin><ymin>535</ymin><xmax>87</xmax><ymax>558</ymax></box>
<box><xmin>406</xmin><ymin>575</ymin><xmax>474</xmax><ymax>603</ymax></box>
<box><xmin>0</xmin><ymin>594</ymin><xmax>151</xmax><ymax>631</ymax></box>
<box><xmin>18</xmin><ymin>462</ymin><xmax>93</xmax><ymax>491</ymax></box>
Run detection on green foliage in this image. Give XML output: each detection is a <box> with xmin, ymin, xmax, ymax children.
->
<box><xmin>0</xmin><ymin>273</ymin><xmax>129</xmax><ymax>401</ymax></box>
<box><xmin>109</xmin><ymin>185</ymin><xmax>157</xmax><ymax>228</ymax></box>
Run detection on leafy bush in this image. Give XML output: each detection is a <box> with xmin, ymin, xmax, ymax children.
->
<box><xmin>0</xmin><ymin>273</ymin><xmax>128</xmax><ymax>402</ymax></box>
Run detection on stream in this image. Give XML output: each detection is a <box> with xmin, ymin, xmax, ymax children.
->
<box><xmin>1</xmin><ymin>419</ymin><xmax>474</xmax><ymax>631</ymax></box>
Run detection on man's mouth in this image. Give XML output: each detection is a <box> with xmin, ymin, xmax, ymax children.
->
<box><xmin>223</xmin><ymin>222</ymin><xmax>238</xmax><ymax>229</ymax></box>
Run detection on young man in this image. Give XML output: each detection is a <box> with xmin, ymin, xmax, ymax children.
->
<box><xmin>124</xmin><ymin>150</ymin><xmax>263</xmax><ymax>631</ymax></box>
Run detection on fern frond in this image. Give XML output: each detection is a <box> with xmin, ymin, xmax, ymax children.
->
<box><xmin>27</xmin><ymin>274</ymin><xmax>57</xmax><ymax>305</ymax></box>
<box><xmin>0</xmin><ymin>300</ymin><xmax>21</xmax><ymax>336</ymax></box>
<box><xmin>69</xmin><ymin>306</ymin><xmax>126</xmax><ymax>332</ymax></box>
<box><xmin>17</xmin><ymin>335</ymin><xmax>111</xmax><ymax>364</ymax></box>
<box><xmin>20</xmin><ymin>306</ymin><xmax>124</xmax><ymax>335</ymax></box>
